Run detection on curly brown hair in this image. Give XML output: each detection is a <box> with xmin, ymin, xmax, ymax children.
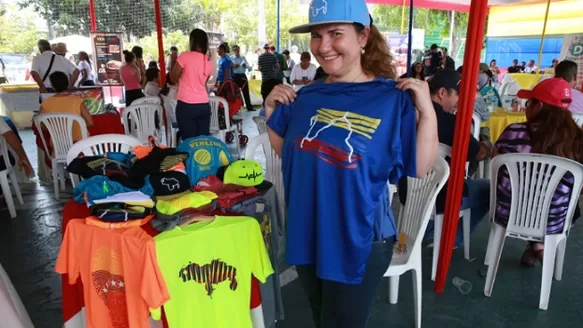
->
<box><xmin>354</xmin><ymin>23</ymin><xmax>395</xmax><ymax>79</ymax></box>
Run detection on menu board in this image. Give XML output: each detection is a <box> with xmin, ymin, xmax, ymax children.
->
<box><xmin>91</xmin><ymin>33</ymin><xmax>124</xmax><ymax>86</ymax></box>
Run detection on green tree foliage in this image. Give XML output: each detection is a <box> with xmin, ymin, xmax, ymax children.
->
<box><xmin>0</xmin><ymin>4</ymin><xmax>46</xmax><ymax>54</ymax></box>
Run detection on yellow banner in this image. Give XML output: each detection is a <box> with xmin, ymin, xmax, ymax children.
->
<box><xmin>487</xmin><ymin>0</ymin><xmax>583</xmax><ymax>37</ymax></box>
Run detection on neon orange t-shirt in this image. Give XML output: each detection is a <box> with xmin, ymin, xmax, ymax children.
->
<box><xmin>56</xmin><ymin>218</ymin><xmax>170</xmax><ymax>328</ymax></box>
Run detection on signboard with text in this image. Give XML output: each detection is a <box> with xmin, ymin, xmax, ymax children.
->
<box><xmin>560</xmin><ymin>34</ymin><xmax>583</xmax><ymax>90</ymax></box>
<box><xmin>91</xmin><ymin>32</ymin><xmax>124</xmax><ymax>86</ymax></box>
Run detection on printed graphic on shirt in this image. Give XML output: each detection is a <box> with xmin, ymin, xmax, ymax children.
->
<box><xmin>297</xmin><ymin>108</ymin><xmax>381</xmax><ymax>169</ymax></box>
<box><xmin>194</xmin><ymin>149</ymin><xmax>212</xmax><ymax>165</ymax></box>
<box><xmin>91</xmin><ymin>247</ymin><xmax>129</xmax><ymax>328</ymax></box>
<box><xmin>161</xmin><ymin>177</ymin><xmax>180</xmax><ymax>191</ymax></box>
<box><xmin>260</xmin><ymin>213</ymin><xmax>272</xmax><ymax>254</ymax></box>
<box><xmin>310</xmin><ymin>0</ymin><xmax>327</xmax><ymax>17</ymax></box>
<box><xmin>178</xmin><ymin>259</ymin><xmax>238</xmax><ymax>298</ymax></box>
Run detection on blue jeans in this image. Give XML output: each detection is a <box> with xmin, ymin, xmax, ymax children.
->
<box><xmin>425</xmin><ymin>179</ymin><xmax>490</xmax><ymax>246</ymax></box>
<box><xmin>296</xmin><ymin>238</ymin><xmax>394</xmax><ymax>328</ymax></box>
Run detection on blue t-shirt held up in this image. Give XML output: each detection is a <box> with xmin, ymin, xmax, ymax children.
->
<box><xmin>267</xmin><ymin>79</ymin><xmax>417</xmax><ymax>284</ymax></box>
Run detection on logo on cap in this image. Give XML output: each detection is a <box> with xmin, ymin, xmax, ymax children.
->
<box><xmin>161</xmin><ymin>177</ymin><xmax>180</xmax><ymax>191</ymax></box>
<box><xmin>565</xmin><ymin>88</ymin><xmax>572</xmax><ymax>97</ymax></box>
<box><xmin>310</xmin><ymin>0</ymin><xmax>328</xmax><ymax>17</ymax></box>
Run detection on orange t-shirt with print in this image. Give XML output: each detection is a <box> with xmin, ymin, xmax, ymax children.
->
<box><xmin>56</xmin><ymin>218</ymin><xmax>170</xmax><ymax>328</ymax></box>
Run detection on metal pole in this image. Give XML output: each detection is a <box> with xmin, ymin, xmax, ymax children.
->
<box><xmin>154</xmin><ymin>0</ymin><xmax>166</xmax><ymax>85</ymax></box>
<box><xmin>449</xmin><ymin>11</ymin><xmax>455</xmax><ymax>52</ymax></box>
<box><xmin>89</xmin><ymin>0</ymin><xmax>97</xmax><ymax>32</ymax></box>
<box><xmin>537</xmin><ymin>0</ymin><xmax>552</xmax><ymax>70</ymax></box>
<box><xmin>406</xmin><ymin>0</ymin><xmax>414</xmax><ymax>76</ymax></box>
<box><xmin>276</xmin><ymin>0</ymin><xmax>281</xmax><ymax>51</ymax></box>
<box><xmin>434</xmin><ymin>0</ymin><xmax>489</xmax><ymax>293</ymax></box>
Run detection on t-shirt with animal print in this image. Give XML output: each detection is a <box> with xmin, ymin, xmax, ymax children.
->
<box><xmin>150</xmin><ymin>216</ymin><xmax>273</xmax><ymax>328</ymax></box>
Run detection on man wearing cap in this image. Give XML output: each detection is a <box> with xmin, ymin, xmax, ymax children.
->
<box><xmin>31</xmin><ymin>39</ymin><xmax>79</xmax><ymax>97</ymax></box>
<box><xmin>257</xmin><ymin>43</ymin><xmax>281</xmax><ymax>105</ymax></box>
<box><xmin>554</xmin><ymin>60</ymin><xmax>583</xmax><ymax>114</ymax></box>
<box><xmin>429</xmin><ymin>68</ymin><xmax>490</xmax><ymax>247</ymax></box>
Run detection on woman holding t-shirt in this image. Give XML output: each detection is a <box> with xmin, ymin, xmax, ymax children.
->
<box><xmin>264</xmin><ymin>0</ymin><xmax>438</xmax><ymax>326</ymax></box>
<box><xmin>170</xmin><ymin>28</ymin><xmax>214</xmax><ymax>139</ymax></box>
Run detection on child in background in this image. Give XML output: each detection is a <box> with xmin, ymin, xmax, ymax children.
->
<box><xmin>144</xmin><ymin>67</ymin><xmax>161</xmax><ymax>97</ymax></box>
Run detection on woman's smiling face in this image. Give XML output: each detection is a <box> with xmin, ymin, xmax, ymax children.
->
<box><xmin>309</xmin><ymin>23</ymin><xmax>369</xmax><ymax>80</ymax></box>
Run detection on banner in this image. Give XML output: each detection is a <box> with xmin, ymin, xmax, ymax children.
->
<box><xmin>91</xmin><ymin>33</ymin><xmax>124</xmax><ymax>86</ymax></box>
<box><xmin>560</xmin><ymin>34</ymin><xmax>583</xmax><ymax>89</ymax></box>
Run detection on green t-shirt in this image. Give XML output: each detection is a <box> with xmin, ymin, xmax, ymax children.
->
<box><xmin>151</xmin><ymin>216</ymin><xmax>274</xmax><ymax>328</ymax></box>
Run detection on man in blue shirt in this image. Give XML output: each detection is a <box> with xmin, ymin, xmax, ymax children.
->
<box><xmin>216</xmin><ymin>43</ymin><xmax>232</xmax><ymax>86</ymax></box>
<box><xmin>231</xmin><ymin>45</ymin><xmax>254</xmax><ymax>112</ymax></box>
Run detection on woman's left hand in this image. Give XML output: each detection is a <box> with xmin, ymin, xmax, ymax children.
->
<box><xmin>396</xmin><ymin>78</ymin><xmax>433</xmax><ymax>117</ymax></box>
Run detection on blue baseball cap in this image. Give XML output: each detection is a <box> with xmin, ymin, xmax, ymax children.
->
<box><xmin>289</xmin><ymin>0</ymin><xmax>370</xmax><ymax>34</ymax></box>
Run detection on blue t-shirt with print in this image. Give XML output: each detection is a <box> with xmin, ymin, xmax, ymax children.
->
<box><xmin>267</xmin><ymin>79</ymin><xmax>417</xmax><ymax>284</ymax></box>
<box><xmin>217</xmin><ymin>56</ymin><xmax>232</xmax><ymax>83</ymax></box>
<box><xmin>177</xmin><ymin>136</ymin><xmax>233</xmax><ymax>186</ymax></box>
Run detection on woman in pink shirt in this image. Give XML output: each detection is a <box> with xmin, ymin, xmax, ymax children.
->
<box><xmin>120</xmin><ymin>50</ymin><xmax>144</xmax><ymax>106</ymax></box>
<box><xmin>169</xmin><ymin>28</ymin><xmax>214</xmax><ymax>139</ymax></box>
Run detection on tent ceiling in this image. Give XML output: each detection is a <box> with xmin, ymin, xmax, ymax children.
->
<box><xmin>367</xmin><ymin>0</ymin><xmax>554</xmax><ymax>12</ymax></box>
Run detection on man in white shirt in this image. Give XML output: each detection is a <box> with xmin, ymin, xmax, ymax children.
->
<box><xmin>0</xmin><ymin>118</ymin><xmax>33</xmax><ymax>176</ymax></box>
<box><xmin>30</xmin><ymin>39</ymin><xmax>79</xmax><ymax>95</ymax></box>
<box><xmin>523</xmin><ymin>59</ymin><xmax>537</xmax><ymax>74</ymax></box>
<box><xmin>231</xmin><ymin>45</ymin><xmax>254</xmax><ymax>111</ymax></box>
<box><xmin>289</xmin><ymin>52</ymin><xmax>317</xmax><ymax>91</ymax></box>
<box><xmin>554</xmin><ymin>60</ymin><xmax>583</xmax><ymax>114</ymax></box>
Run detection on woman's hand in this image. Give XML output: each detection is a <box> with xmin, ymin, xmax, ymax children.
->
<box><xmin>396</xmin><ymin>78</ymin><xmax>433</xmax><ymax>118</ymax></box>
<box><xmin>265</xmin><ymin>84</ymin><xmax>296</xmax><ymax>118</ymax></box>
<box><xmin>18</xmin><ymin>159</ymin><xmax>33</xmax><ymax>177</ymax></box>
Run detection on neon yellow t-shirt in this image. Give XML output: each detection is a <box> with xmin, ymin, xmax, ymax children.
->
<box><xmin>151</xmin><ymin>216</ymin><xmax>273</xmax><ymax>328</ymax></box>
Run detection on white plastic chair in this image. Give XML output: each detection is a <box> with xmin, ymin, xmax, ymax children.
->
<box><xmin>66</xmin><ymin>134</ymin><xmax>142</xmax><ymax>187</ymax></box>
<box><xmin>483</xmin><ymin>153</ymin><xmax>583</xmax><ymax>310</ymax></box>
<box><xmin>244</xmin><ymin>133</ymin><xmax>285</xmax><ymax>220</ymax></box>
<box><xmin>131</xmin><ymin>96</ymin><xmax>162</xmax><ymax>106</ymax></box>
<box><xmin>572</xmin><ymin>113</ymin><xmax>583</xmax><ymax>127</ymax></box>
<box><xmin>431</xmin><ymin>143</ymin><xmax>472</xmax><ymax>281</ymax></box>
<box><xmin>499</xmin><ymin>80</ymin><xmax>521</xmax><ymax>109</ymax></box>
<box><xmin>384</xmin><ymin>157</ymin><xmax>450</xmax><ymax>328</ymax></box>
<box><xmin>122</xmin><ymin>103</ymin><xmax>162</xmax><ymax>143</ymax></box>
<box><xmin>253</xmin><ymin>116</ymin><xmax>267</xmax><ymax>135</ymax></box>
<box><xmin>161</xmin><ymin>95</ymin><xmax>178</xmax><ymax>147</ymax></box>
<box><xmin>209</xmin><ymin>96</ymin><xmax>241</xmax><ymax>157</ymax></box>
<box><xmin>0</xmin><ymin>136</ymin><xmax>24</xmax><ymax>218</ymax></box>
<box><xmin>34</xmin><ymin>113</ymin><xmax>88</xmax><ymax>200</ymax></box>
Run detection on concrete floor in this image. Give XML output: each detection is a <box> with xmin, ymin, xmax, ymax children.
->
<box><xmin>2</xmin><ymin>112</ymin><xmax>583</xmax><ymax>328</ymax></box>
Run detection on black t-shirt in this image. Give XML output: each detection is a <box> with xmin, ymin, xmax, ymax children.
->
<box><xmin>423</xmin><ymin>51</ymin><xmax>442</xmax><ymax>76</ymax></box>
<box><xmin>507</xmin><ymin>66</ymin><xmax>521</xmax><ymax>73</ymax></box>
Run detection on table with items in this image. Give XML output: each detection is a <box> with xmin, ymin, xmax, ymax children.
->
<box><xmin>481</xmin><ymin>111</ymin><xmax>527</xmax><ymax>143</ymax></box>
<box><xmin>56</xmin><ymin>135</ymin><xmax>286</xmax><ymax>328</ymax></box>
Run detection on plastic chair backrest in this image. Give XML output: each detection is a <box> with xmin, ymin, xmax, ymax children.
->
<box><xmin>572</xmin><ymin>113</ymin><xmax>583</xmax><ymax>127</ymax></box>
<box><xmin>471</xmin><ymin>113</ymin><xmax>481</xmax><ymax>140</ymax></box>
<box><xmin>209</xmin><ymin>96</ymin><xmax>230</xmax><ymax>132</ymax></box>
<box><xmin>245</xmin><ymin>133</ymin><xmax>285</xmax><ymax>217</ymax></box>
<box><xmin>490</xmin><ymin>153</ymin><xmax>583</xmax><ymax>240</ymax></box>
<box><xmin>253</xmin><ymin>116</ymin><xmax>267</xmax><ymax>135</ymax></box>
<box><xmin>161</xmin><ymin>95</ymin><xmax>177</xmax><ymax>125</ymax></box>
<box><xmin>131</xmin><ymin>96</ymin><xmax>162</xmax><ymax>106</ymax></box>
<box><xmin>122</xmin><ymin>103</ymin><xmax>162</xmax><ymax>143</ymax></box>
<box><xmin>396</xmin><ymin>157</ymin><xmax>449</xmax><ymax>254</ymax></box>
<box><xmin>66</xmin><ymin>134</ymin><xmax>142</xmax><ymax>166</ymax></box>
<box><xmin>34</xmin><ymin>113</ymin><xmax>88</xmax><ymax>161</ymax></box>
<box><xmin>438</xmin><ymin>142</ymin><xmax>469</xmax><ymax>177</ymax></box>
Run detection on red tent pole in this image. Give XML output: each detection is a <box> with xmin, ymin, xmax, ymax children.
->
<box><xmin>154</xmin><ymin>0</ymin><xmax>166</xmax><ymax>85</ymax></box>
<box><xmin>89</xmin><ymin>0</ymin><xmax>97</xmax><ymax>32</ymax></box>
<box><xmin>434</xmin><ymin>0</ymin><xmax>489</xmax><ymax>293</ymax></box>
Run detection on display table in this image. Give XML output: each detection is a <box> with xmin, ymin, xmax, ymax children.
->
<box><xmin>59</xmin><ymin>187</ymin><xmax>287</xmax><ymax>328</ymax></box>
<box><xmin>506</xmin><ymin>73</ymin><xmax>550</xmax><ymax>90</ymax></box>
<box><xmin>0</xmin><ymin>83</ymin><xmax>40</xmax><ymax>129</ymax></box>
<box><xmin>481</xmin><ymin>112</ymin><xmax>527</xmax><ymax>143</ymax></box>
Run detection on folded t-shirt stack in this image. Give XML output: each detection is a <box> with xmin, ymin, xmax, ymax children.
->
<box><xmin>91</xmin><ymin>191</ymin><xmax>155</xmax><ymax>223</ymax></box>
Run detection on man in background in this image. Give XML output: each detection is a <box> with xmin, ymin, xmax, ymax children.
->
<box><xmin>231</xmin><ymin>45</ymin><xmax>254</xmax><ymax>111</ymax></box>
<box><xmin>423</xmin><ymin>43</ymin><xmax>442</xmax><ymax>78</ymax></box>
<box><xmin>31</xmin><ymin>39</ymin><xmax>78</xmax><ymax>102</ymax></box>
<box><xmin>555</xmin><ymin>60</ymin><xmax>583</xmax><ymax>113</ymax></box>
<box><xmin>269</xmin><ymin>45</ymin><xmax>287</xmax><ymax>82</ymax></box>
<box><xmin>257</xmin><ymin>43</ymin><xmax>280</xmax><ymax>106</ymax></box>
<box><xmin>524</xmin><ymin>59</ymin><xmax>537</xmax><ymax>73</ymax></box>
<box><xmin>441</xmin><ymin>47</ymin><xmax>455</xmax><ymax>70</ymax></box>
<box><xmin>507</xmin><ymin>59</ymin><xmax>522</xmax><ymax>73</ymax></box>
<box><xmin>166</xmin><ymin>46</ymin><xmax>178</xmax><ymax>74</ymax></box>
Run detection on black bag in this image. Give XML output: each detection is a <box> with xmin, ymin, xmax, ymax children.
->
<box><xmin>39</xmin><ymin>54</ymin><xmax>56</xmax><ymax>104</ymax></box>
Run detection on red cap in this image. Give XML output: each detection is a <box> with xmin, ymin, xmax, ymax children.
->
<box><xmin>516</xmin><ymin>78</ymin><xmax>572</xmax><ymax>108</ymax></box>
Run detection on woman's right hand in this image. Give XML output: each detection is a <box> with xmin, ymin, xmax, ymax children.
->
<box><xmin>265</xmin><ymin>84</ymin><xmax>296</xmax><ymax>117</ymax></box>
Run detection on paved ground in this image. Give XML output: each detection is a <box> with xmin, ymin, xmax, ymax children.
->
<box><xmin>2</xmin><ymin>112</ymin><xmax>583</xmax><ymax>328</ymax></box>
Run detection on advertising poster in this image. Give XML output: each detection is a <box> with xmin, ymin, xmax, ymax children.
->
<box><xmin>560</xmin><ymin>34</ymin><xmax>583</xmax><ymax>89</ymax></box>
<box><xmin>91</xmin><ymin>33</ymin><xmax>124</xmax><ymax>86</ymax></box>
